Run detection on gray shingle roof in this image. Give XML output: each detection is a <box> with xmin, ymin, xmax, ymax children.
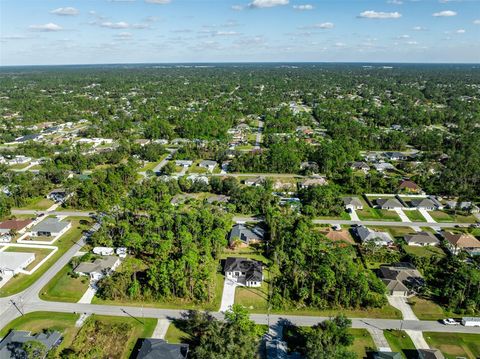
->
<box><xmin>31</xmin><ymin>218</ymin><xmax>70</xmax><ymax>234</ymax></box>
<box><xmin>0</xmin><ymin>330</ymin><xmax>62</xmax><ymax>358</ymax></box>
<box><xmin>136</xmin><ymin>339</ymin><xmax>188</xmax><ymax>359</ymax></box>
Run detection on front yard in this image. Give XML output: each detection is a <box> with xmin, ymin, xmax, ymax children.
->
<box><xmin>423</xmin><ymin>332</ymin><xmax>480</xmax><ymax>359</ymax></box>
<box><xmin>383</xmin><ymin>330</ymin><xmax>416</xmax><ymax>359</ymax></box>
<box><xmin>356</xmin><ymin>208</ymin><xmax>401</xmax><ymax>222</ymax></box>
<box><xmin>39</xmin><ymin>262</ymin><xmax>90</xmax><ymax>302</ymax></box>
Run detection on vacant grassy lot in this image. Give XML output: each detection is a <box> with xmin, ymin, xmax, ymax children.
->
<box><xmin>404</xmin><ymin>210</ymin><xmax>427</xmax><ymax>222</ymax></box>
<box><xmin>384</xmin><ymin>330</ymin><xmax>416</xmax><ymax>359</ymax></box>
<box><xmin>429</xmin><ymin>211</ymin><xmax>476</xmax><ymax>223</ymax></box>
<box><xmin>402</xmin><ymin>245</ymin><xmax>445</xmax><ymax>259</ymax></box>
<box><xmin>139</xmin><ymin>160</ymin><xmax>161</xmax><ymax>172</ymax></box>
<box><xmin>407</xmin><ymin>296</ymin><xmax>460</xmax><ymax>321</ymax></box>
<box><xmin>424</xmin><ymin>332</ymin><xmax>480</xmax><ymax>359</ymax></box>
<box><xmin>40</xmin><ymin>262</ymin><xmax>90</xmax><ymax>302</ymax></box>
<box><xmin>357</xmin><ymin>208</ymin><xmax>401</xmax><ymax>222</ymax></box>
<box><xmin>14</xmin><ymin>197</ymin><xmax>55</xmax><ymax>211</ymax></box>
<box><xmin>165</xmin><ymin>323</ymin><xmax>191</xmax><ymax>344</ymax></box>
<box><xmin>67</xmin><ymin>315</ymin><xmax>156</xmax><ymax>359</ymax></box>
<box><xmin>3</xmin><ymin>246</ymin><xmax>55</xmax><ymax>270</ymax></box>
<box><xmin>0</xmin><ymin>312</ymin><xmax>80</xmax><ymax>356</ymax></box>
<box><xmin>348</xmin><ymin>328</ymin><xmax>376</xmax><ymax>358</ymax></box>
<box><xmin>92</xmin><ymin>273</ymin><xmax>225</xmax><ymax>311</ymax></box>
<box><xmin>0</xmin><ymin>220</ymin><xmax>89</xmax><ymax>297</ymax></box>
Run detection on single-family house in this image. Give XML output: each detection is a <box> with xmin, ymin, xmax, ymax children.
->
<box><xmin>199</xmin><ymin>160</ymin><xmax>217</xmax><ymax>171</ymax></box>
<box><xmin>374</xmin><ymin>162</ymin><xmax>395</xmax><ymax>172</ymax></box>
<box><xmin>299</xmin><ymin>176</ymin><xmax>328</xmax><ymax>189</ymax></box>
<box><xmin>47</xmin><ymin>188</ymin><xmax>69</xmax><ymax>202</ymax></box>
<box><xmin>375</xmin><ymin>198</ymin><xmax>403</xmax><ymax>210</ymax></box>
<box><xmin>74</xmin><ymin>256</ymin><xmax>121</xmax><ymax>281</ymax></box>
<box><xmin>0</xmin><ymin>330</ymin><xmax>62</xmax><ymax>359</ymax></box>
<box><xmin>224</xmin><ymin>257</ymin><xmax>263</xmax><ymax>287</ymax></box>
<box><xmin>410</xmin><ymin>198</ymin><xmax>437</xmax><ymax>211</ymax></box>
<box><xmin>206</xmin><ymin>195</ymin><xmax>230</xmax><ymax>204</ymax></box>
<box><xmin>379</xmin><ymin>262</ymin><xmax>424</xmax><ymax>296</ymax></box>
<box><xmin>228</xmin><ymin>224</ymin><xmax>265</xmax><ymax>247</ymax></box>
<box><xmin>0</xmin><ymin>252</ymin><xmax>35</xmax><ymax>276</ymax></box>
<box><xmin>372</xmin><ymin>352</ymin><xmax>403</xmax><ymax>359</ymax></box>
<box><xmin>135</xmin><ymin>339</ymin><xmax>189</xmax><ymax>359</ymax></box>
<box><xmin>354</xmin><ymin>226</ymin><xmax>394</xmax><ymax>246</ymax></box>
<box><xmin>93</xmin><ymin>247</ymin><xmax>114</xmax><ymax>256</ymax></box>
<box><xmin>116</xmin><ymin>247</ymin><xmax>127</xmax><ymax>258</ymax></box>
<box><xmin>446</xmin><ymin>201</ymin><xmax>479</xmax><ymax>213</ymax></box>
<box><xmin>384</xmin><ymin>152</ymin><xmax>408</xmax><ymax>161</ymax></box>
<box><xmin>244</xmin><ymin>176</ymin><xmax>265</xmax><ymax>187</ymax></box>
<box><xmin>15</xmin><ymin>134</ymin><xmax>42</xmax><ymax>143</ymax></box>
<box><xmin>175</xmin><ymin>160</ymin><xmax>193</xmax><ymax>168</ymax></box>
<box><xmin>0</xmin><ymin>219</ymin><xmax>33</xmax><ymax>235</ymax></box>
<box><xmin>350</xmin><ymin>161</ymin><xmax>370</xmax><ymax>173</ymax></box>
<box><xmin>398</xmin><ymin>179</ymin><xmax>422</xmax><ymax>194</ymax></box>
<box><xmin>343</xmin><ymin>197</ymin><xmax>363</xmax><ymax>211</ymax></box>
<box><xmin>404</xmin><ymin>232</ymin><xmax>440</xmax><ymax>247</ymax></box>
<box><xmin>30</xmin><ymin>218</ymin><xmax>71</xmax><ymax>237</ymax></box>
<box><xmin>442</xmin><ymin>231</ymin><xmax>480</xmax><ymax>256</ymax></box>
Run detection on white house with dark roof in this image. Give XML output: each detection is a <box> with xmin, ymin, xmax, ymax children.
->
<box><xmin>375</xmin><ymin>198</ymin><xmax>404</xmax><ymax>210</ymax></box>
<box><xmin>74</xmin><ymin>256</ymin><xmax>121</xmax><ymax>281</ymax></box>
<box><xmin>354</xmin><ymin>225</ymin><xmax>393</xmax><ymax>246</ymax></box>
<box><xmin>199</xmin><ymin>160</ymin><xmax>217</xmax><ymax>171</ymax></box>
<box><xmin>343</xmin><ymin>197</ymin><xmax>363</xmax><ymax>211</ymax></box>
<box><xmin>224</xmin><ymin>257</ymin><xmax>263</xmax><ymax>287</ymax></box>
<box><xmin>30</xmin><ymin>218</ymin><xmax>71</xmax><ymax>237</ymax></box>
<box><xmin>404</xmin><ymin>232</ymin><xmax>440</xmax><ymax>247</ymax></box>
<box><xmin>410</xmin><ymin>198</ymin><xmax>437</xmax><ymax>211</ymax></box>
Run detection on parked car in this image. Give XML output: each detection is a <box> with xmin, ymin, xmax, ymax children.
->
<box><xmin>442</xmin><ymin>318</ymin><xmax>458</xmax><ymax>325</ymax></box>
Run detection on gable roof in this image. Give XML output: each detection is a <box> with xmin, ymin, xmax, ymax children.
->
<box><xmin>355</xmin><ymin>226</ymin><xmax>393</xmax><ymax>244</ymax></box>
<box><xmin>376</xmin><ymin>198</ymin><xmax>403</xmax><ymax>208</ymax></box>
<box><xmin>411</xmin><ymin>198</ymin><xmax>436</xmax><ymax>208</ymax></box>
<box><xmin>343</xmin><ymin>197</ymin><xmax>363</xmax><ymax>207</ymax></box>
<box><xmin>0</xmin><ymin>330</ymin><xmax>62</xmax><ymax>358</ymax></box>
<box><xmin>74</xmin><ymin>256</ymin><xmax>119</xmax><ymax>274</ymax></box>
<box><xmin>136</xmin><ymin>339</ymin><xmax>188</xmax><ymax>359</ymax></box>
<box><xmin>229</xmin><ymin>224</ymin><xmax>264</xmax><ymax>244</ymax></box>
<box><xmin>224</xmin><ymin>257</ymin><xmax>263</xmax><ymax>281</ymax></box>
<box><xmin>0</xmin><ymin>219</ymin><xmax>32</xmax><ymax>231</ymax></box>
<box><xmin>418</xmin><ymin>349</ymin><xmax>445</xmax><ymax>359</ymax></box>
<box><xmin>31</xmin><ymin>218</ymin><xmax>70</xmax><ymax>234</ymax></box>
<box><xmin>399</xmin><ymin>180</ymin><xmax>420</xmax><ymax>190</ymax></box>
<box><xmin>300</xmin><ymin>177</ymin><xmax>327</xmax><ymax>187</ymax></box>
<box><xmin>443</xmin><ymin>232</ymin><xmax>480</xmax><ymax>248</ymax></box>
<box><xmin>404</xmin><ymin>232</ymin><xmax>440</xmax><ymax>245</ymax></box>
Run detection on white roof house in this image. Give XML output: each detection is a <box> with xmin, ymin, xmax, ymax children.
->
<box><xmin>354</xmin><ymin>226</ymin><xmax>393</xmax><ymax>246</ymax></box>
<box><xmin>0</xmin><ymin>252</ymin><xmax>35</xmax><ymax>276</ymax></box>
<box><xmin>93</xmin><ymin>247</ymin><xmax>114</xmax><ymax>256</ymax></box>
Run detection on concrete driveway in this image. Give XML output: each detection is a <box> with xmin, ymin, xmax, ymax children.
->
<box><xmin>394</xmin><ymin>208</ymin><xmax>421</xmax><ymax>232</ymax></box>
<box><xmin>349</xmin><ymin>208</ymin><xmax>360</xmax><ymax>221</ymax></box>
<box><xmin>387</xmin><ymin>295</ymin><xmax>418</xmax><ymax>321</ymax></box>
<box><xmin>405</xmin><ymin>330</ymin><xmax>430</xmax><ymax>349</ymax></box>
<box><xmin>219</xmin><ymin>277</ymin><xmax>239</xmax><ymax>312</ymax></box>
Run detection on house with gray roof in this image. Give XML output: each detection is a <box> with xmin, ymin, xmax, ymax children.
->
<box><xmin>343</xmin><ymin>197</ymin><xmax>363</xmax><ymax>211</ymax></box>
<box><xmin>373</xmin><ymin>162</ymin><xmax>395</xmax><ymax>172</ymax></box>
<box><xmin>0</xmin><ymin>330</ymin><xmax>62</xmax><ymax>359</ymax></box>
<box><xmin>74</xmin><ymin>256</ymin><xmax>120</xmax><ymax>281</ymax></box>
<box><xmin>135</xmin><ymin>339</ymin><xmax>188</xmax><ymax>359</ymax></box>
<box><xmin>199</xmin><ymin>160</ymin><xmax>217</xmax><ymax>171</ymax></box>
<box><xmin>229</xmin><ymin>224</ymin><xmax>264</xmax><ymax>247</ymax></box>
<box><xmin>30</xmin><ymin>218</ymin><xmax>71</xmax><ymax>237</ymax></box>
<box><xmin>354</xmin><ymin>225</ymin><xmax>393</xmax><ymax>246</ymax></box>
<box><xmin>379</xmin><ymin>262</ymin><xmax>424</xmax><ymax>296</ymax></box>
<box><xmin>404</xmin><ymin>232</ymin><xmax>440</xmax><ymax>247</ymax></box>
<box><xmin>375</xmin><ymin>198</ymin><xmax>403</xmax><ymax>210</ymax></box>
<box><xmin>410</xmin><ymin>198</ymin><xmax>437</xmax><ymax>211</ymax></box>
<box><xmin>224</xmin><ymin>257</ymin><xmax>263</xmax><ymax>287</ymax></box>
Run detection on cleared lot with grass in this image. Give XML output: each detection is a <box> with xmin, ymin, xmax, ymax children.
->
<box><xmin>357</xmin><ymin>208</ymin><xmax>401</xmax><ymax>222</ymax></box>
<box><xmin>39</xmin><ymin>262</ymin><xmax>90</xmax><ymax>302</ymax></box>
<box><xmin>384</xmin><ymin>330</ymin><xmax>416</xmax><ymax>359</ymax></box>
<box><xmin>13</xmin><ymin>197</ymin><xmax>55</xmax><ymax>211</ymax></box>
<box><xmin>402</xmin><ymin>245</ymin><xmax>445</xmax><ymax>258</ymax></box>
<box><xmin>424</xmin><ymin>332</ymin><xmax>480</xmax><ymax>359</ymax></box>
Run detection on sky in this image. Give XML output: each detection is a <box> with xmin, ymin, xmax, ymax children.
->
<box><xmin>1</xmin><ymin>0</ymin><xmax>479</xmax><ymax>65</ymax></box>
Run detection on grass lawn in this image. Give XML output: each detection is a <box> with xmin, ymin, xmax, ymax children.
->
<box><xmin>402</xmin><ymin>245</ymin><xmax>445</xmax><ymax>259</ymax></box>
<box><xmin>8</xmin><ymin>162</ymin><xmax>30</xmax><ymax>170</ymax></box>
<box><xmin>14</xmin><ymin>197</ymin><xmax>55</xmax><ymax>211</ymax></box>
<box><xmin>357</xmin><ymin>208</ymin><xmax>401</xmax><ymax>222</ymax></box>
<box><xmin>68</xmin><ymin>314</ymin><xmax>156</xmax><ymax>359</ymax></box>
<box><xmin>384</xmin><ymin>330</ymin><xmax>416</xmax><ymax>359</ymax></box>
<box><xmin>348</xmin><ymin>328</ymin><xmax>376</xmax><ymax>359</ymax></box>
<box><xmin>424</xmin><ymin>332</ymin><xmax>480</xmax><ymax>359</ymax></box>
<box><xmin>0</xmin><ymin>220</ymin><xmax>90</xmax><ymax>297</ymax></box>
<box><xmin>406</xmin><ymin>297</ymin><xmax>460</xmax><ymax>321</ymax></box>
<box><xmin>165</xmin><ymin>323</ymin><xmax>191</xmax><ymax>344</ymax></box>
<box><xmin>3</xmin><ymin>246</ymin><xmax>55</xmax><ymax>270</ymax></box>
<box><xmin>92</xmin><ymin>273</ymin><xmax>225</xmax><ymax>311</ymax></box>
<box><xmin>139</xmin><ymin>161</ymin><xmax>161</xmax><ymax>172</ymax></box>
<box><xmin>316</xmin><ymin>211</ymin><xmax>351</xmax><ymax>220</ymax></box>
<box><xmin>221</xmin><ymin>246</ymin><xmax>269</xmax><ymax>264</ymax></box>
<box><xmin>267</xmin><ymin>304</ymin><xmax>401</xmax><ymax>319</ymax></box>
<box><xmin>39</xmin><ymin>263</ymin><xmax>90</xmax><ymax>302</ymax></box>
<box><xmin>428</xmin><ymin>210</ymin><xmax>477</xmax><ymax>223</ymax></box>
<box><xmin>0</xmin><ymin>312</ymin><xmax>80</xmax><ymax>355</ymax></box>
<box><xmin>235</xmin><ymin>280</ymin><xmax>269</xmax><ymax>312</ymax></box>
<box><xmin>404</xmin><ymin>210</ymin><xmax>427</xmax><ymax>222</ymax></box>
<box><xmin>370</xmin><ymin>226</ymin><xmax>414</xmax><ymax>238</ymax></box>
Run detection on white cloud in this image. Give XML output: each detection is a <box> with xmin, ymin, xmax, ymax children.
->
<box><xmin>432</xmin><ymin>10</ymin><xmax>457</xmax><ymax>17</ymax></box>
<box><xmin>335</xmin><ymin>42</ymin><xmax>346</xmax><ymax>47</ymax></box>
<box><xmin>249</xmin><ymin>0</ymin><xmax>289</xmax><ymax>9</ymax></box>
<box><xmin>100</xmin><ymin>21</ymin><xmax>130</xmax><ymax>29</ymax></box>
<box><xmin>413</xmin><ymin>26</ymin><xmax>427</xmax><ymax>31</ymax></box>
<box><xmin>29</xmin><ymin>23</ymin><xmax>63</xmax><ymax>32</ymax></box>
<box><xmin>0</xmin><ymin>34</ymin><xmax>29</xmax><ymax>40</ymax></box>
<box><xmin>387</xmin><ymin>0</ymin><xmax>403</xmax><ymax>4</ymax></box>
<box><xmin>313</xmin><ymin>22</ymin><xmax>334</xmax><ymax>29</ymax></box>
<box><xmin>473</xmin><ymin>19</ymin><xmax>480</xmax><ymax>25</ymax></box>
<box><xmin>145</xmin><ymin>0</ymin><xmax>171</xmax><ymax>4</ymax></box>
<box><xmin>214</xmin><ymin>31</ymin><xmax>240</xmax><ymax>36</ymax></box>
<box><xmin>231</xmin><ymin>5</ymin><xmax>245</xmax><ymax>11</ymax></box>
<box><xmin>115</xmin><ymin>32</ymin><xmax>133</xmax><ymax>39</ymax></box>
<box><xmin>397</xmin><ymin>34</ymin><xmax>410</xmax><ymax>39</ymax></box>
<box><xmin>293</xmin><ymin>4</ymin><xmax>314</xmax><ymax>10</ymax></box>
<box><xmin>455</xmin><ymin>29</ymin><xmax>465</xmax><ymax>33</ymax></box>
<box><xmin>50</xmin><ymin>7</ymin><xmax>79</xmax><ymax>16</ymax></box>
<box><xmin>407</xmin><ymin>40</ymin><xmax>418</xmax><ymax>45</ymax></box>
<box><xmin>358</xmin><ymin>10</ymin><xmax>402</xmax><ymax>19</ymax></box>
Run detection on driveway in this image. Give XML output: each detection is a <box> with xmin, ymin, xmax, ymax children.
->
<box><xmin>152</xmin><ymin>318</ymin><xmax>171</xmax><ymax>339</ymax></box>
<box><xmin>219</xmin><ymin>277</ymin><xmax>239</xmax><ymax>312</ymax></box>
<box><xmin>78</xmin><ymin>283</ymin><xmax>98</xmax><ymax>304</ymax></box>
<box><xmin>349</xmin><ymin>208</ymin><xmax>360</xmax><ymax>221</ymax></box>
<box><xmin>367</xmin><ymin>328</ymin><xmax>391</xmax><ymax>352</ymax></box>
<box><xmin>387</xmin><ymin>295</ymin><xmax>418</xmax><ymax>321</ymax></box>
<box><xmin>405</xmin><ymin>330</ymin><xmax>430</xmax><ymax>349</ymax></box>
<box><xmin>394</xmin><ymin>208</ymin><xmax>421</xmax><ymax>232</ymax></box>
<box><xmin>418</xmin><ymin>209</ymin><xmax>441</xmax><ymax>231</ymax></box>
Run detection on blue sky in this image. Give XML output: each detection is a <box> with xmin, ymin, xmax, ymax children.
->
<box><xmin>1</xmin><ymin>0</ymin><xmax>479</xmax><ymax>65</ymax></box>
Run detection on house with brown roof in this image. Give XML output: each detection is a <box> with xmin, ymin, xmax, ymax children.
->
<box><xmin>0</xmin><ymin>219</ymin><xmax>33</xmax><ymax>238</ymax></box>
<box><xmin>442</xmin><ymin>231</ymin><xmax>480</xmax><ymax>256</ymax></box>
<box><xmin>398</xmin><ymin>179</ymin><xmax>422</xmax><ymax>194</ymax></box>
